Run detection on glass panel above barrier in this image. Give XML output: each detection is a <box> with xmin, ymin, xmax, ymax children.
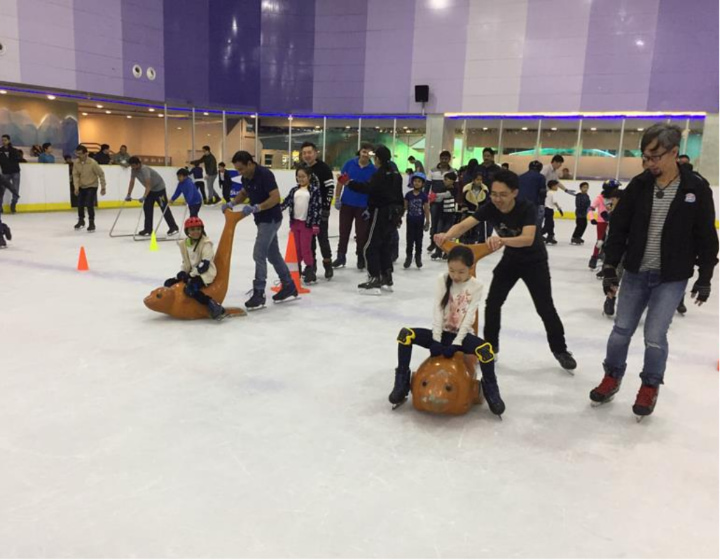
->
<box><xmin>325</xmin><ymin>118</ymin><xmax>359</xmax><ymax>171</ymax></box>
<box><xmin>576</xmin><ymin>118</ymin><xmax>622</xmax><ymax>181</ymax></box>
<box><xmin>257</xmin><ymin>116</ymin><xmax>289</xmax><ymax>170</ymax></box>
<box><xmin>501</xmin><ymin>119</ymin><xmax>539</xmax><ymax>174</ymax></box>
<box><xmin>394</xmin><ymin>119</ymin><xmax>426</xmax><ymax>173</ymax></box>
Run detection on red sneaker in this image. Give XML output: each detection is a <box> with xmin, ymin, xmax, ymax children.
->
<box><xmin>590</xmin><ymin>375</ymin><xmax>621</xmax><ymax>405</ymax></box>
<box><xmin>633</xmin><ymin>384</ymin><xmax>659</xmax><ymax>419</ymax></box>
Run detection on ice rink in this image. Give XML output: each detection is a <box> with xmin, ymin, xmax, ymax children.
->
<box><xmin>1</xmin><ymin>207</ymin><xmax>718</xmax><ymax>558</ymax></box>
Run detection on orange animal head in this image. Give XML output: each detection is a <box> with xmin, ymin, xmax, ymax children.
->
<box><xmin>144</xmin><ymin>282</ymin><xmax>210</xmax><ymax>320</ymax></box>
<box><xmin>411</xmin><ymin>353</ymin><xmax>481</xmax><ymax>415</ymax></box>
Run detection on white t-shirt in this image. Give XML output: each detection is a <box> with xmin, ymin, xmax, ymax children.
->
<box><xmin>541</xmin><ymin>164</ymin><xmax>560</xmax><ymax>183</ymax></box>
<box><xmin>545</xmin><ymin>190</ymin><xmax>560</xmax><ymax>210</ymax></box>
<box><xmin>432</xmin><ymin>273</ymin><xmax>484</xmax><ymax>346</ymax></box>
<box><xmin>294</xmin><ymin>188</ymin><xmax>310</xmax><ymax>221</ymax></box>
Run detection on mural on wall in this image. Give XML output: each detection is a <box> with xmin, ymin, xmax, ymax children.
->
<box><xmin>0</xmin><ymin>98</ymin><xmax>79</xmax><ymax>158</ymax></box>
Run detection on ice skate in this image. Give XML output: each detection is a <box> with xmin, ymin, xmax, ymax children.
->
<box><xmin>302</xmin><ymin>266</ymin><xmax>317</xmax><ymax>285</ymax></box>
<box><xmin>589</xmin><ymin>375</ymin><xmax>621</xmax><ymax>406</ymax></box>
<box><xmin>74</xmin><ymin>219</ymin><xmax>85</xmax><ymax>231</ymax></box>
<box><xmin>481</xmin><ymin>378</ymin><xmax>505</xmax><ymax>418</ymax></box>
<box><xmin>403</xmin><ymin>256</ymin><xmax>412</xmax><ymax>269</ymax></box>
<box><xmin>633</xmin><ymin>383</ymin><xmax>659</xmax><ymax>421</ymax></box>
<box><xmin>87</xmin><ymin>220</ymin><xmax>96</xmax><ymax>232</ymax></box>
<box><xmin>272</xmin><ymin>282</ymin><xmax>300</xmax><ymax>303</ymax></box>
<box><xmin>323</xmin><ymin>259</ymin><xmax>334</xmax><ymax>280</ymax></box>
<box><xmin>389</xmin><ymin>367</ymin><xmax>411</xmax><ymax>409</ymax></box>
<box><xmin>207</xmin><ymin>299</ymin><xmax>226</xmax><ymax>320</ymax></box>
<box><xmin>331</xmin><ymin>253</ymin><xmax>346</xmax><ymax>268</ymax></box>
<box><xmin>358</xmin><ymin>276</ymin><xmax>383</xmax><ymax>296</ymax></box>
<box><xmin>245</xmin><ymin>289</ymin><xmax>266</xmax><ymax>311</ymax></box>
<box><xmin>553</xmin><ymin>351</ymin><xmax>577</xmax><ymax>373</ymax></box>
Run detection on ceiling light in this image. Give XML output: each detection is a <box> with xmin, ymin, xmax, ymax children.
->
<box><xmin>158</xmin><ymin>114</ymin><xmax>164</xmax><ymax>118</ymax></box>
<box><xmin>403</xmin><ymin>126</ymin><xmax>408</xmax><ymax>130</ymax></box>
<box><xmin>127</xmin><ymin>115</ymin><xmax>132</xmax><ymax>119</ymax></box>
<box><xmin>635</xmin><ymin>39</ymin><xmax>645</xmax><ymax>47</ymax></box>
<box><xmin>0</xmin><ymin>90</ymin><xmax>7</xmax><ymax>94</ymax></box>
<box><xmin>207</xmin><ymin>134</ymin><xmax>211</xmax><ymax>137</ymax></box>
<box><xmin>345</xmin><ymin>126</ymin><xmax>350</xmax><ymax>129</ymax></box>
<box><xmin>315</xmin><ymin>125</ymin><xmax>320</xmax><ymax>129</ymax></box>
<box><xmin>177</xmin><ymin>127</ymin><xmax>182</xmax><ymax>130</ymax></box>
<box><xmin>47</xmin><ymin>94</ymin><xmax>56</xmax><ymax>100</ymax></box>
<box><xmin>203</xmin><ymin>112</ymin><xmax>209</xmax><ymax>116</ymax></box>
<box><xmin>96</xmin><ymin>104</ymin><xmax>103</xmax><ymax>109</ymax></box>
<box><xmin>637</xmin><ymin>128</ymin><xmax>644</xmax><ymax>131</ymax></box>
<box><xmin>482</xmin><ymin>127</ymin><xmax>488</xmax><ymax>131</ymax></box>
<box><xmin>82</xmin><ymin>112</ymin><xmax>88</xmax><ymax>116</ymax></box>
<box><xmin>551</xmin><ymin>127</ymin><xmax>558</xmax><ymax>131</ymax></box>
<box><xmin>105</xmin><ymin>110</ymin><xmax>112</xmax><ymax>114</ymax></box>
<box><xmin>590</xmin><ymin>127</ymin><xmax>597</xmax><ymax>131</ymax></box>
<box><xmin>521</xmin><ymin>127</ymin><xmax>528</xmax><ymax>131</ymax></box>
<box><xmin>148</xmin><ymin>107</ymin><xmax>155</xmax><ymax>112</ymax></box>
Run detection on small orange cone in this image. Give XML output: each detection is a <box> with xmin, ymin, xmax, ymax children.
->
<box><xmin>77</xmin><ymin>246</ymin><xmax>89</xmax><ymax>271</ymax></box>
<box><xmin>272</xmin><ymin>233</ymin><xmax>310</xmax><ymax>294</ymax></box>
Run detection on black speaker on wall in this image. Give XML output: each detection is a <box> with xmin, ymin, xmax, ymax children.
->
<box><xmin>415</xmin><ymin>85</ymin><xmax>429</xmax><ymax>103</ymax></box>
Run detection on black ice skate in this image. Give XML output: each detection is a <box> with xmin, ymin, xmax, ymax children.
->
<box><xmin>553</xmin><ymin>351</ymin><xmax>577</xmax><ymax>373</ymax></box>
<box><xmin>588</xmin><ymin>256</ymin><xmax>598</xmax><ymax>269</ymax></box>
<box><xmin>358</xmin><ymin>276</ymin><xmax>383</xmax><ymax>296</ymax></box>
<box><xmin>603</xmin><ymin>297</ymin><xmax>616</xmax><ymax>317</ymax></box>
<box><xmin>381</xmin><ymin>271</ymin><xmax>394</xmax><ymax>292</ymax></box>
<box><xmin>357</xmin><ymin>254</ymin><xmax>366</xmax><ymax>270</ymax></box>
<box><xmin>403</xmin><ymin>256</ymin><xmax>412</xmax><ymax>269</ymax></box>
<box><xmin>168</xmin><ymin>227</ymin><xmax>179</xmax><ymax>236</ymax></box>
<box><xmin>0</xmin><ymin>232</ymin><xmax>6</xmax><ymax>249</ymax></box>
<box><xmin>323</xmin><ymin>259</ymin><xmax>334</xmax><ymax>280</ymax></box>
<box><xmin>207</xmin><ymin>299</ymin><xmax>226</xmax><ymax>320</ymax></box>
<box><xmin>633</xmin><ymin>383</ymin><xmax>659</xmax><ymax>421</ymax></box>
<box><xmin>415</xmin><ymin>254</ymin><xmax>423</xmax><ymax>268</ymax></box>
<box><xmin>431</xmin><ymin>249</ymin><xmax>443</xmax><ymax>260</ymax></box>
<box><xmin>272</xmin><ymin>282</ymin><xmax>300</xmax><ymax>303</ymax></box>
<box><xmin>87</xmin><ymin>220</ymin><xmax>96</xmax><ymax>232</ymax></box>
<box><xmin>74</xmin><ymin>219</ymin><xmax>85</xmax><ymax>231</ymax></box>
<box><xmin>1</xmin><ymin>223</ymin><xmax>11</xmax><ymax>241</ymax></box>
<box><xmin>389</xmin><ymin>367</ymin><xmax>411</xmax><ymax>409</ymax></box>
<box><xmin>545</xmin><ymin>236</ymin><xmax>557</xmax><ymax>245</ymax></box>
<box><xmin>332</xmin><ymin>253</ymin><xmax>346</xmax><ymax>268</ymax></box>
<box><xmin>302</xmin><ymin>266</ymin><xmax>317</xmax><ymax>285</ymax></box>
<box><xmin>571</xmin><ymin>237</ymin><xmax>582</xmax><ymax>245</ymax></box>
<box><xmin>245</xmin><ymin>290</ymin><xmax>266</xmax><ymax>310</ymax></box>
<box><xmin>137</xmin><ymin>229</ymin><xmax>152</xmax><ymax>236</ymax></box>
<box><xmin>481</xmin><ymin>377</ymin><xmax>505</xmax><ymax>418</ymax></box>
<box><xmin>589</xmin><ymin>374</ymin><xmax>622</xmax><ymax>406</ymax></box>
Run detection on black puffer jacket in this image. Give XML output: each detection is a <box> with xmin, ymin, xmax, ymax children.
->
<box><xmin>347</xmin><ymin>164</ymin><xmax>404</xmax><ymax>211</ymax></box>
<box><xmin>604</xmin><ymin>165</ymin><xmax>718</xmax><ymax>283</ymax></box>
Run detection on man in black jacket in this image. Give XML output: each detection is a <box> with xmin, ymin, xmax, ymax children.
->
<box><xmin>341</xmin><ymin>145</ymin><xmax>404</xmax><ymax>292</ymax></box>
<box><xmin>0</xmin><ymin>134</ymin><xmax>22</xmax><ymax>213</ymax></box>
<box><xmin>301</xmin><ymin>142</ymin><xmax>335</xmax><ymax>280</ymax></box>
<box><xmin>190</xmin><ymin>146</ymin><xmax>219</xmax><ymax>204</ymax></box>
<box><xmin>590</xmin><ymin>123</ymin><xmax>718</xmax><ymax>419</ymax></box>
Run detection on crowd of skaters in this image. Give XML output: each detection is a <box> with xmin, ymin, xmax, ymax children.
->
<box><xmin>1</xmin><ymin>124</ymin><xmax>718</xmax><ymax>421</ymax></box>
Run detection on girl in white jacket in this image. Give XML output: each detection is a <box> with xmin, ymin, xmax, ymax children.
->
<box><xmin>163</xmin><ymin>216</ymin><xmax>225</xmax><ymax>320</ymax></box>
<box><xmin>389</xmin><ymin>245</ymin><xmax>504</xmax><ymax>416</ymax></box>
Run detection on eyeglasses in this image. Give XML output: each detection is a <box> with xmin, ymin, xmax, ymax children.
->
<box><xmin>641</xmin><ymin>150</ymin><xmax>670</xmax><ymax>164</ymax></box>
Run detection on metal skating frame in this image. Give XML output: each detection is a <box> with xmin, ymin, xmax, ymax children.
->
<box><xmin>133</xmin><ymin>201</ymin><xmax>187</xmax><ymax>242</ymax></box>
<box><xmin>108</xmin><ymin>200</ymin><xmax>143</xmax><ymax>238</ymax></box>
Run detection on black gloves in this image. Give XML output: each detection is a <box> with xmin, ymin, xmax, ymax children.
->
<box><xmin>196</xmin><ymin>259</ymin><xmax>210</xmax><ymax>274</ymax></box>
<box><xmin>691</xmin><ymin>280</ymin><xmax>711</xmax><ymax>304</ymax></box>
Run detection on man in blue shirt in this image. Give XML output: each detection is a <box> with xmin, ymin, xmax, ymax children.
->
<box><xmin>517</xmin><ymin>160</ymin><xmax>546</xmax><ymax>226</ymax></box>
<box><xmin>224</xmin><ymin>151</ymin><xmax>295</xmax><ymax>309</ymax></box>
<box><xmin>333</xmin><ymin>142</ymin><xmax>376</xmax><ymax>269</ymax></box>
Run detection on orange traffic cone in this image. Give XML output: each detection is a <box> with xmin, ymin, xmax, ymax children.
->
<box><xmin>77</xmin><ymin>246</ymin><xmax>89</xmax><ymax>271</ymax></box>
<box><xmin>271</xmin><ymin>232</ymin><xmax>310</xmax><ymax>294</ymax></box>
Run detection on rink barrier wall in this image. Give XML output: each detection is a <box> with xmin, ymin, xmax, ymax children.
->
<box><xmin>3</xmin><ymin>164</ymin><xmax>719</xmax><ymax>227</ymax></box>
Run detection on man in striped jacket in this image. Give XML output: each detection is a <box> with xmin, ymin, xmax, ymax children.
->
<box><xmin>590</xmin><ymin>123</ymin><xmax>718</xmax><ymax>420</ymax></box>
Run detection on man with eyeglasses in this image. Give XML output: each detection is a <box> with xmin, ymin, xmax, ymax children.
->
<box><xmin>590</xmin><ymin>123</ymin><xmax>718</xmax><ymax>420</ymax></box>
<box><xmin>435</xmin><ymin>169</ymin><xmax>577</xmax><ymax>382</ymax></box>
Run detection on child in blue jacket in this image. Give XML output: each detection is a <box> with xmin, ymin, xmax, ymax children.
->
<box><xmin>171</xmin><ymin>168</ymin><xmax>203</xmax><ymax>217</ymax></box>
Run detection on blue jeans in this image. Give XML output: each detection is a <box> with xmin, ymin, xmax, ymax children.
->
<box><xmin>604</xmin><ymin>270</ymin><xmax>687</xmax><ymax>386</ymax></box>
<box><xmin>253</xmin><ymin>219</ymin><xmax>292</xmax><ymax>292</ymax></box>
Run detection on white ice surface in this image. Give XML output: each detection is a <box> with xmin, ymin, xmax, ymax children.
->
<box><xmin>0</xmin><ymin>208</ymin><xmax>718</xmax><ymax>558</ymax></box>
